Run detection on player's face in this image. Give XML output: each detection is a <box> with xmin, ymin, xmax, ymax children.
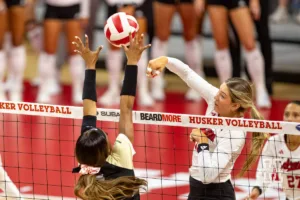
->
<box><xmin>214</xmin><ymin>83</ymin><xmax>240</xmax><ymax>117</ymax></box>
<box><xmin>284</xmin><ymin>103</ymin><xmax>300</xmax><ymax>123</ymax></box>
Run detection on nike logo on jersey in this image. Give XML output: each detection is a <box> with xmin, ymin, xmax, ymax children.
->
<box><xmin>279</xmin><ymin>149</ymin><xmax>284</xmax><ymax>154</ymax></box>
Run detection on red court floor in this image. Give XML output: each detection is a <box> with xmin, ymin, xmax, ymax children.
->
<box><xmin>0</xmin><ymin>82</ymin><xmax>290</xmax><ymax>200</ymax></box>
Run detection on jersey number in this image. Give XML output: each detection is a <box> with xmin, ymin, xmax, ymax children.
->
<box><xmin>287</xmin><ymin>175</ymin><xmax>300</xmax><ymax>188</ymax></box>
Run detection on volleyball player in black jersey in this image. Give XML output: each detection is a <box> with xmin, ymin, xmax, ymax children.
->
<box><xmin>72</xmin><ymin>33</ymin><xmax>150</xmax><ymax>199</ymax></box>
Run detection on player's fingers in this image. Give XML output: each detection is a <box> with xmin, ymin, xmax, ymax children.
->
<box><xmin>139</xmin><ymin>34</ymin><xmax>144</xmax><ymax>47</ymax></box>
<box><xmin>96</xmin><ymin>45</ymin><xmax>103</xmax><ymax>55</ymax></box>
<box><xmin>74</xmin><ymin>49</ymin><xmax>82</xmax><ymax>56</ymax></box>
<box><xmin>84</xmin><ymin>34</ymin><xmax>89</xmax><ymax>49</ymax></box>
<box><xmin>129</xmin><ymin>31</ymin><xmax>133</xmax><ymax>46</ymax></box>
<box><xmin>121</xmin><ymin>44</ymin><xmax>129</xmax><ymax>52</ymax></box>
<box><xmin>142</xmin><ymin>44</ymin><xmax>151</xmax><ymax>51</ymax></box>
<box><xmin>135</xmin><ymin>34</ymin><xmax>139</xmax><ymax>45</ymax></box>
<box><xmin>72</xmin><ymin>41</ymin><xmax>79</xmax><ymax>49</ymax></box>
<box><xmin>146</xmin><ymin>66</ymin><xmax>152</xmax><ymax>77</ymax></box>
<box><xmin>75</xmin><ymin>36</ymin><xmax>84</xmax><ymax>47</ymax></box>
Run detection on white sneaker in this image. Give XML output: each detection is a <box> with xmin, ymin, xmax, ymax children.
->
<box><xmin>48</xmin><ymin>78</ymin><xmax>61</xmax><ymax>95</ymax></box>
<box><xmin>36</xmin><ymin>82</ymin><xmax>51</xmax><ymax>103</ymax></box>
<box><xmin>138</xmin><ymin>89</ymin><xmax>154</xmax><ymax>107</ymax></box>
<box><xmin>36</xmin><ymin>91</ymin><xmax>51</xmax><ymax>103</ymax></box>
<box><xmin>99</xmin><ymin>88</ymin><xmax>120</xmax><ymax>106</ymax></box>
<box><xmin>185</xmin><ymin>88</ymin><xmax>202</xmax><ymax>102</ymax></box>
<box><xmin>270</xmin><ymin>7</ymin><xmax>289</xmax><ymax>23</ymax></box>
<box><xmin>151</xmin><ymin>76</ymin><xmax>165</xmax><ymax>101</ymax></box>
<box><xmin>256</xmin><ymin>87</ymin><xmax>272</xmax><ymax>109</ymax></box>
<box><xmin>8</xmin><ymin>91</ymin><xmax>22</xmax><ymax>102</ymax></box>
<box><xmin>4</xmin><ymin>74</ymin><xmax>14</xmax><ymax>91</ymax></box>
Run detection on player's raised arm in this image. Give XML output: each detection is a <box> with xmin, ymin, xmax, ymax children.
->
<box><xmin>119</xmin><ymin>33</ymin><xmax>151</xmax><ymax>143</ymax></box>
<box><xmin>72</xmin><ymin>35</ymin><xmax>103</xmax><ymax>132</ymax></box>
<box><xmin>147</xmin><ymin>56</ymin><xmax>218</xmax><ymax>104</ymax></box>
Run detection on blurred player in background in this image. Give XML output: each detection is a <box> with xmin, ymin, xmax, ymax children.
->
<box><xmin>230</xmin><ymin>0</ymin><xmax>274</xmax><ymax>96</ymax></box>
<box><xmin>194</xmin><ymin>0</ymin><xmax>271</xmax><ymax>108</ymax></box>
<box><xmin>0</xmin><ymin>0</ymin><xmax>28</xmax><ymax>102</ymax></box>
<box><xmin>150</xmin><ymin>0</ymin><xmax>205</xmax><ymax>102</ymax></box>
<box><xmin>33</xmin><ymin>0</ymin><xmax>90</xmax><ymax>104</ymax></box>
<box><xmin>247</xmin><ymin>101</ymin><xmax>300</xmax><ymax>200</ymax></box>
<box><xmin>100</xmin><ymin>0</ymin><xmax>154</xmax><ymax>107</ymax></box>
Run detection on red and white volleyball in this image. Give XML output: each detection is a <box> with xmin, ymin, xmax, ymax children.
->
<box><xmin>104</xmin><ymin>12</ymin><xmax>139</xmax><ymax>47</ymax></box>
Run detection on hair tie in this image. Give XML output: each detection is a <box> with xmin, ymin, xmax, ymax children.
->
<box><xmin>79</xmin><ymin>164</ymin><xmax>101</xmax><ymax>175</ymax></box>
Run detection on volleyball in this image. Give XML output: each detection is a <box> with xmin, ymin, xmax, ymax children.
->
<box><xmin>104</xmin><ymin>12</ymin><xmax>139</xmax><ymax>47</ymax></box>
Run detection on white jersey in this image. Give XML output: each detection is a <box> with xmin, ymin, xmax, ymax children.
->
<box><xmin>256</xmin><ymin>134</ymin><xmax>300</xmax><ymax>200</ymax></box>
<box><xmin>105</xmin><ymin>0</ymin><xmax>145</xmax><ymax>6</ymax></box>
<box><xmin>165</xmin><ymin>57</ymin><xmax>246</xmax><ymax>184</ymax></box>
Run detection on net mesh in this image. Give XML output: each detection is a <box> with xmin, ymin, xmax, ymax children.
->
<box><xmin>0</xmin><ymin>101</ymin><xmax>298</xmax><ymax>200</ymax></box>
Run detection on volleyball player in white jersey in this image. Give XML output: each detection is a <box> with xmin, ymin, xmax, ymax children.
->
<box><xmin>247</xmin><ymin>101</ymin><xmax>300</xmax><ymax>200</ymax></box>
<box><xmin>0</xmin><ymin>0</ymin><xmax>27</xmax><ymax>101</ymax></box>
<box><xmin>147</xmin><ymin>56</ymin><xmax>268</xmax><ymax>199</ymax></box>
<box><xmin>100</xmin><ymin>0</ymin><xmax>154</xmax><ymax>107</ymax></box>
<box><xmin>151</xmin><ymin>0</ymin><xmax>205</xmax><ymax>102</ymax></box>
<box><xmin>34</xmin><ymin>0</ymin><xmax>90</xmax><ymax>104</ymax></box>
<box><xmin>0</xmin><ymin>155</ymin><xmax>23</xmax><ymax>199</ymax></box>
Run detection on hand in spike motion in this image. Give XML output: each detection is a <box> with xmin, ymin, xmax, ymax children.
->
<box><xmin>72</xmin><ymin>35</ymin><xmax>103</xmax><ymax>69</ymax></box>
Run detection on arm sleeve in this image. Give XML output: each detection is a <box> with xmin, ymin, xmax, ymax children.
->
<box><xmin>255</xmin><ymin>139</ymin><xmax>277</xmax><ymax>194</ymax></box>
<box><xmin>195</xmin><ymin>131</ymin><xmax>245</xmax><ymax>183</ymax></box>
<box><xmin>166</xmin><ymin>57</ymin><xmax>219</xmax><ymax>105</ymax></box>
<box><xmin>81</xmin><ymin>115</ymin><xmax>97</xmax><ymax>135</ymax></box>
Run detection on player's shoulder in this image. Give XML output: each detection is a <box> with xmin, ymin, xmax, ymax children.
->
<box><xmin>116</xmin><ymin>133</ymin><xmax>132</xmax><ymax>144</ymax></box>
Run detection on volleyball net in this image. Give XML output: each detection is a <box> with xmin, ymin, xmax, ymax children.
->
<box><xmin>0</xmin><ymin>101</ymin><xmax>299</xmax><ymax>200</ymax></box>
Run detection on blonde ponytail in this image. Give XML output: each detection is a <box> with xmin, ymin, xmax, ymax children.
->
<box><xmin>239</xmin><ymin>105</ymin><xmax>269</xmax><ymax>176</ymax></box>
<box><xmin>75</xmin><ymin>174</ymin><xmax>147</xmax><ymax>200</ymax></box>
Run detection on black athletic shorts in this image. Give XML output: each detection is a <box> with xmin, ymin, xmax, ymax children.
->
<box><xmin>188</xmin><ymin>176</ymin><xmax>236</xmax><ymax>200</ymax></box>
<box><xmin>206</xmin><ymin>0</ymin><xmax>247</xmax><ymax>10</ymax></box>
<box><xmin>155</xmin><ymin>0</ymin><xmax>192</xmax><ymax>4</ymax></box>
<box><xmin>44</xmin><ymin>3</ymin><xmax>80</xmax><ymax>20</ymax></box>
<box><xmin>4</xmin><ymin>0</ymin><xmax>26</xmax><ymax>8</ymax></box>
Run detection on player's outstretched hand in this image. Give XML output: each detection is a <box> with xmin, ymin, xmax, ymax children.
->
<box><xmin>146</xmin><ymin>56</ymin><xmax>168</xmax><ymax>78</ymax></box>
<box><xmin>72</xmin><ymin>34</ymin><xmax>103</xmax><ymax>69</ymax></box>
<box><xmin>121</xmin><ymin>32</ymin><xmax>151</xmax><ymax>65</ymax></box>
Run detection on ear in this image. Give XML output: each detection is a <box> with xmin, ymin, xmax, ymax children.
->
<box><xmin>230</xmin><ymin>102</ymin><xmax>241</xmax><ymax>112</ymax></box>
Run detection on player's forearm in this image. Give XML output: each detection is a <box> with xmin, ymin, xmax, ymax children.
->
<box><xmin>119</xmin><ymin>64</ymin><xmax>137</xmax><ymax>141</ymax></box>
<box><xmin>82</xmin><ymin>69</ymin><xmax>97</xmax><ymax>116</ymax></box>
<box><xmin>120</xmin><ymin>65</ymin><xmax>137</xmax><ymax>109</ymax></box>
<box><xmin>166</xmin><ymin>57</ymin><xmax>218</xmax><ymax>103</ymax></box>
